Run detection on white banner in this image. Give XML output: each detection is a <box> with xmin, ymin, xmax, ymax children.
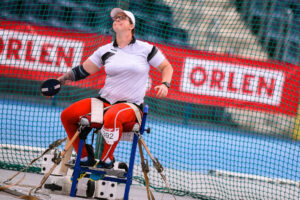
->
<box><xmin>180</xmin><ymin>58</ymin><xmax>285</xmax><ymax>106</ymax></box>
<box><xmin>0</xmin><ymin>30</ymin><xmax>83</xmax><ymax>73</ymax></box>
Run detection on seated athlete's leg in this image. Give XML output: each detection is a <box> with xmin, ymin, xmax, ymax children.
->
<box><xmin>60</xmin><ymin>98</ymin><xmax>92</xmax><ymax>158</ymax></box>
<box><xmin>101</xmin><ymin>103</ymin><xmax>137</xmax><ymax>162</ymax></box>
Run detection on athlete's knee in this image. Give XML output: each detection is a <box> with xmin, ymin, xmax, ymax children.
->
<box><xmin>61</xmin><ymin>109</ymin><xmax>67</xmax><ymax>123</ymax></box>
<box><xmin>103</xmin><ymin>112</ymin><xmax>119</xmax><ymax>128</ymax></box>
<box><xmin>61</xmin><ymin>107</ymin><xmax>74</xmax><ymax>125</ymax></box>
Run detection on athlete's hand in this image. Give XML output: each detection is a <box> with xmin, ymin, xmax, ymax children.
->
<box><xmin>154</xmin><ymin>84</ymin><xmax>169</xmax><ymax>98</ymax></box>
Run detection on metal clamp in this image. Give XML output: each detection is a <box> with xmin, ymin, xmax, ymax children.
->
<box><xmin>51</xmin><ymin>148</ymin><xmax>62</xmax><ymax>165</ymax></box>
<box><xmin>48</xmin><ymin>138</ymin><xmax>67</xmax><ymax>149</ymax></box>
<box><xmin>141</xmin><ymin>159</ymin><xmax>150</xmax><ymax>174</ymax></box>
<box><xmin>153</xmin><ymin>158</ymin><xmax>164</xmax><ymax>173</ymax></box>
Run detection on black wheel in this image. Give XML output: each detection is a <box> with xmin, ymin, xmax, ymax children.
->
<box><xmin>86</xmin><ymin>179</ymin><xmax>95</xmax><ymax>198</ymax></box>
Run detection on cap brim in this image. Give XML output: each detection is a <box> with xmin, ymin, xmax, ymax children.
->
<box><xmin>110</xmin><ymin>8</ymin><xmax>125</xmax><ymax>18</ymax></box>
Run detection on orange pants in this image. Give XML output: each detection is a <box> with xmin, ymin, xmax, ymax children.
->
<box><xmin>60</xmin><ymin>98</ymin><xmax>137</xmax><ymax>161</ymax></box>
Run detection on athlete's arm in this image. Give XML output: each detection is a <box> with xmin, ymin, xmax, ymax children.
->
<box><xmin>82</xmin><ymin>59</ymin><xmax>100</xmax><ymax>74</ymax></box>
<box><xmin>154</xmin><ymin>59</ymin><xmax>173</xmax><ymax>98</ymax></box>
<box><xmin>58</xmin><ymin>59</ymin><xmax>99</xmax><ymax>85</ymax></box>
<box><xmin>157</xmin><ymin>59</ymin><xmax>173</xmax><ymax>83</ymax></box>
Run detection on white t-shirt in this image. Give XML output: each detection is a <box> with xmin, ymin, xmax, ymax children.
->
<box><xmin>88</xmin><ymin>38</ymin><xmax>165</xmax><ymax>105</ymax></box>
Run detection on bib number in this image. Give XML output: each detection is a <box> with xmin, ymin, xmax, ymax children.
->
<box><xmin>101</xmin><ymin>127</ymin><xmax>119</xmax><ymax>145</ymax></box>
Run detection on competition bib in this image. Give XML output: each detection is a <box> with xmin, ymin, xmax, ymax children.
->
<box><xmin>101</xmin><ymin>127</ymin><xmax>119</xmax><ymax>145</ymax></box>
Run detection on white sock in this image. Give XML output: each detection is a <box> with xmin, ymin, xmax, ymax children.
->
<box><xmin>104</xmin><ymin>158</ymin><xmax>111</xmax><ymax>164</ymax></box>
<box><xmin>80</xmin><ymin>156</ymin><xmax>88</xmax><ymax>162</ymax></box>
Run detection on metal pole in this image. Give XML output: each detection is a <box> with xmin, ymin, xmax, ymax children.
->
<box><xmin>70</xmin><ymin>139</ymin><xmax>84</xmax><ymax>197</ymax></box>
<box><xmin>124</xmin><ymin>105</ymin><xmax>149</xmax><ymax>199</ymax></box>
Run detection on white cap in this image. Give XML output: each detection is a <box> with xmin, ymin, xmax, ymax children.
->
<box><xmin>110</xmin><ymin>8</ymin><xmax>135</xmax><ymax>27</ymax></box>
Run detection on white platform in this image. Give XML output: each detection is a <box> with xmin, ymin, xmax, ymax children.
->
<box><xmin>0</xmin><ymin>169</ymin><xmax>193</xmax><ymax>200</ymax></box>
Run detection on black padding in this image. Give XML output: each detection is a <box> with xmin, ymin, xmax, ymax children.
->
<box><xmin>72</xmin><ymin>65</ymin><xmax>90</xmax><ymax>81</ymax></box>
<box><xmin>40</xmin><ymin>79</ymin><xmax>61</xmax><ymax>96</ymax></box>
<box><xmin>79</xmin><ymin>126</ymin><xmax>92</xmax><ymax>140</ymax></box>
<box><xmin>85</xmin><ymin>144</ymin><xmax>95</xmax><ymax>160</ymax></box>
<box><xmin>101</xmin><ymin>52</ymin><xmax>115</xmax><ymax>65</ymax></box>
<box><xmin>147</xmin><ymin>46</ymin><xmax>158</xmax><ymax>62</ymax></box>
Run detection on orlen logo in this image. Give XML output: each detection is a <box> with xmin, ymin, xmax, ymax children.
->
<box><xmin>181</xmin><ymin>58</ymin><xmax>285</xmax><ymax>106</ymax></box>
<box><xmin>0</xmin><ymin>30</ymin><xmax>83</xmax><ymax>72</ymax></box>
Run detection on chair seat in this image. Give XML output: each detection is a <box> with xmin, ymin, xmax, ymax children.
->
<box><xmin>121</xmin><ymin>122</ymin><xmax>140</xmax><ymax>142</ymax></box>
<box><xmin>123</xmin><ymin>121</ymin><xmax>140</xmax><ymax>132</ymax></box>
<box><xmin>80</xmin><ymin>115</ymin><xmax>140</xmax><ymax>141</ymax></box>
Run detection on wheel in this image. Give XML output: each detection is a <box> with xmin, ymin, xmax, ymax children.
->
<box><xmin>86</xmin><ymin>179</ymin><xmax>95</xmax><ymax>198</ymax></box>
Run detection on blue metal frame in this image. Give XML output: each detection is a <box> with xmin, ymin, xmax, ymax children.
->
<box><xmin>70</xmin><ymin>105</ymin><xmax>149</xmax><ymax>199</ymax></box>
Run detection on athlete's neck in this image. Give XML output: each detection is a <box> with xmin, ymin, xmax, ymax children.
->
<box><xmin>116</xmin><ymin>32</ymin><xmax>133</xmax><ymax>48</ymax></box>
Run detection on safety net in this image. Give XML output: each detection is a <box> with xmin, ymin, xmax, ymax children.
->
<box><xmin>0</xmin><ymin>0</ymin><xmax>300</xmax><ymax>199</ymax></box>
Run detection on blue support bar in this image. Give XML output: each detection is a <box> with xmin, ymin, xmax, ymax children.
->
<box><xmin>140</xmin><ymin>105</ymin><xmax>149</xmax><ymax>134</ymax></box>
<box><xmin>123</xmin><ymin>133</ymin><xmax>138</xmax><ymax>200</ymax></box>
<box><xmin>123</xmin><ymin>105</ymin><xmax>148</xmax><ymax>200</ymax></box>
<box><xmin>70</xmin><ymin>139</ymin><xmax>84</xmax><ymax>197</ymax></box>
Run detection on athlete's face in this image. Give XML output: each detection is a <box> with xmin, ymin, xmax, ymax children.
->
<box><xmin>112</xmin><ymin>13</ymin><xmax>134</xmax><ymax>34</ymax></box>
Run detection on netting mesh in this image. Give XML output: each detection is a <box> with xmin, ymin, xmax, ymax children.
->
<box><xmin>1</xmin><ymin>0</ymin><xmax>300</xmax><ymax>199</ymax></box>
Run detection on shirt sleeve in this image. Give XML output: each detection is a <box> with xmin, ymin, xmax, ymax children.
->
<box><xmin>148</xmin><ymin>46</ymin><xmax>165</xmax><ymax>68</ymax></box>
<box><xmin>88</xmin><ymin>46</ymin><xmax>104</xmax><ymax>68</ymax></box>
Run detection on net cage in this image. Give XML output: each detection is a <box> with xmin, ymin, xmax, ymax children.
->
<box><xmin>0</xmin><ymin>0</ymin><xmax>300</xmax><ymax>199</ymax></box>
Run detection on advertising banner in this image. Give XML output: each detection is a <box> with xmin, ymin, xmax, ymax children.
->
<box><xmin>1</xmin><ymin>20</ymin><xmax>299</xmax><ymax>116</ymax></box>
